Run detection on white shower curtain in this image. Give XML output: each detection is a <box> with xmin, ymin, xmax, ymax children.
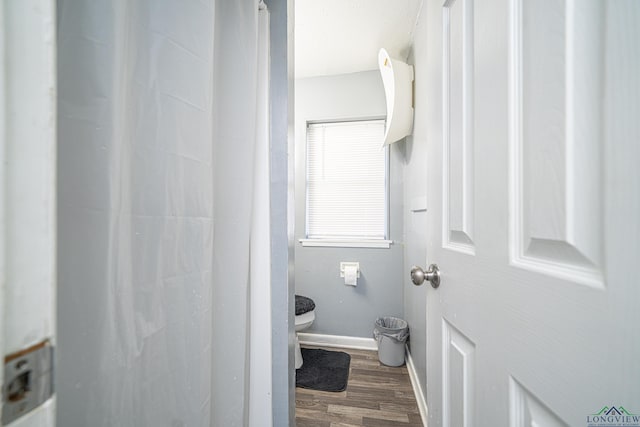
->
<box><xmin>57</xmin><ymin>0</ymin><xmax>272</xmax><ymax>425</ymax></box>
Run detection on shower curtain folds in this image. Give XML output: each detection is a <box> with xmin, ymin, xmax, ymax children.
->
<box><xmin>57</xmin><ymin>0</ymin><xmax>273</xmax><ymax>425</ymax></box>
<box><xmin>211</xmin><ymin>1</ymin><xmax>273</xmax><ymax>426</ymax></box>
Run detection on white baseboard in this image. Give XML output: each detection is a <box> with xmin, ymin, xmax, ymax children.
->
<box><xmin>405</xmin><ymin>346</ymin><xmax>428</xmax><ymax>426</ymax></box>
<box><xmin>298</xmin><ymin>332</ymin><xmax>378</xmax><ymax>351</ymax></box>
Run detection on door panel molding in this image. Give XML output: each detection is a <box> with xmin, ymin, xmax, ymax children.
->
<box><xmin>508</xmin><ymin>0</ymin><xmax>604</xmax><ymax>288</ymax></box>
<box><xmin>442</xmin><ymin>0</ymin><xmax>475</xmax><ymax>255</ymax></box>
<box><xmin>509</xmin><ymin>377</ymin><xmax>568</xmax><ymax>427</ymax></box>
<box><xmin>442</xmin><ymin>319</ymin><xmax>475</xmax><ymax>427</ymax></box>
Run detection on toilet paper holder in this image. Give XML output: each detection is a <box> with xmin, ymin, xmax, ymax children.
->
<box><xmin>339</xmin><ymin>262</ymin><xmax>360</xmax><ymax>278</ymax></box>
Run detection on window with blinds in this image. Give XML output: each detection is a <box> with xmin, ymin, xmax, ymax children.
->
<box><xmin>305</xmin><ymin>119</ymin><xmax>388</xmax><ymax>240</ymax></box>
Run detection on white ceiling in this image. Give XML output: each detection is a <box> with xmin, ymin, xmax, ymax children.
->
<box><xmin>295</xmin><ymin>0</ymin><xmax>424</xmax><ymax>79</ymax></box>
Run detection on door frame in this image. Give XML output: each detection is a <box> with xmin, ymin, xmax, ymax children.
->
<box><xmin>267</xmin><ymin>0</ymin><xmax>296</xmax><ymax>426</ymax></box>
<box><xmin>0</xmin><ymin>0</ymin><xmax>57</xmax><ymax>424</ymax></box>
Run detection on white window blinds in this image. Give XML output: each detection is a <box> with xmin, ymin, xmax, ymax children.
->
<box><xmin>306</xmin><ymin>120</ymin><xmax>388</xmax><ymax>240</ymax></box>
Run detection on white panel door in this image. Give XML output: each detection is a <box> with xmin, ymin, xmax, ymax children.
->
<box><xmin>424</xmin><ymin>0</ymin><xmax>640</xmax><ymax>425</ymax></box>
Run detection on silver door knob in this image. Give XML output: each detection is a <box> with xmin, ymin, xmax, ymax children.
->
<box><xmin>411</xmin><ymin>264</ymin><xmax>440</xmax><ymax>288</ymax></box>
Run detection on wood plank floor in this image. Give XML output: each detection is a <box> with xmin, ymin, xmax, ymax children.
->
<box><xmin>296</xmin><ymin>346</ymin><xmax>424</xmax><ymax>427</ymax></box>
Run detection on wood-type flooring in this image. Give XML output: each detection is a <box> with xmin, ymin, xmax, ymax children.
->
<box><xmin>295</xmin><ymin>346</ymin><xmax>424</xmax><ymax>427</ymax></box>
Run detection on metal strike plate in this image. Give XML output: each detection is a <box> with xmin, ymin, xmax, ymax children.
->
<box><xmin>2</xmin><ymin>340</ymin><xmax>54</xmax><ymax>425</ymax></box>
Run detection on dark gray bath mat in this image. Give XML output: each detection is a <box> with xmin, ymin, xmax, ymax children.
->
<box><xmin>296</xmin><ymin>348</ymin><xmax>351</xmax><ymax>392</ymax></box>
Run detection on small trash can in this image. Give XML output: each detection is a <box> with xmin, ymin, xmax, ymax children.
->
<box><xmin>374</xmin><ymin>316</ymin><xmax>409</xmax><ymax>367</ymax></box>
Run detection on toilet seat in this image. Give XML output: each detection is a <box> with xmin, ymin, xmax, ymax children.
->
<box><xmin>295</xmin><ymin>295</ymin><xmax>315</xmax><ymax>315</ymax></box>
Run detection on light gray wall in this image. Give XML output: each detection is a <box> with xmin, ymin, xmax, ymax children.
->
<box><xmin>294</xmin><ymin>71</ymin><xmax>404</xmax><ymax>338</ymax></box>
<box><xmin>402</xmin><ymin>5</ymin><xmax>430</xmax><ymax>399</ymax></box>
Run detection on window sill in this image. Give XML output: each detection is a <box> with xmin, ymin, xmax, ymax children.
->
<box><xmin>299</xmin><ymin>239</ymin><xmax>393</xmax><ymax>249</ymax></box>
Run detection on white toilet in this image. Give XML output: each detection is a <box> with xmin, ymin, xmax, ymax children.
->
<box><xmin>295</xmin><ymin>295</ymin><xmax>316</xmax><ymax>369</ymax></box>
